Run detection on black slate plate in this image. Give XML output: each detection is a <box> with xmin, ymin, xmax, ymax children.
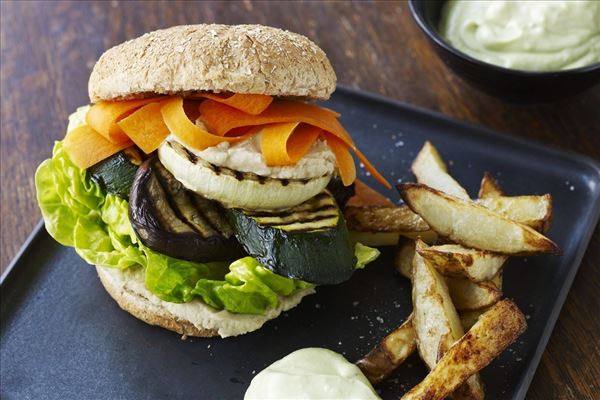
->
<box><xmin>2</xmin><ymin>87</ymin><xmax>600</xmax><ymax>400</ymax></box>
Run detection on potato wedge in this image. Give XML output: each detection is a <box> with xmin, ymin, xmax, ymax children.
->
<box><xmin>412</xmin><ymin>141</ymin><xmax>470</xmax><ymax>200</ymax></box>
<box><xmin>394</xmin><ymin>238</ymin><xmax>416</xmax><ymax>279</ymax></box>
<box><xmin>412</xmin><ymin>246</ymin><xmax>484</xmax><ymax>399</ymax></box>
<box><xmin>399</xmin><ymin>183</ymin><xmax>560</xmax><ymax>255</ymax></box>
<box><xmin>350</xmin><ymin>230</ymin><xmax>437</xmax><ymax>247</ymax></box>
<box><xmin>397</xmin><ymin>240</ymin><xmax>502</xmax><ymax>311</ymax></box>
<box><xmin>417</xmin><ymin>243</ymin><xmax>507</xmax><ymax>282</ymax></box>
<box><xmin>412</xmin><ymin>249</ymin><xmax>462</xmax><ymax>368</ymax></box>
<box><xmin>460</xmin><ymin>274</ymin><xmax>503</xmax><ymax>330</ymax></box>
<box><xmin>356</xmin><ymin>315</ymin><xmax>417</xmax><ymax>384</ymax></box>
<box><xmin>477</xmin><ymin>194</ymin><xmax>552</xmax><ymax>233</ymax></box>
<box><xmin>492</xmin><ymin>272</ymin><xmax>503</xmax><ymax>289</ymax></box>
<box><xmin>344</xmin><ymin>206</ymin><xmax>430</xmax><ymax>232</ymax></box>
<box><xmin>445</xmin><ymin>276</ymin><xmax>502</xmax><ymax>311</ymax></box>
<box><xmin>401</xmin><ymin>299</ymin><xmax>527</xmax><ymax>400</ymax></box>
<box><xmin>345</xmin><ymin>205</ymin><xmax>434</xmax><ymax>246</ymax></box>
<box><xmin>459</xmin><ymin>310</ymin><xmax>482</xmax><ymax>331</ymax></box>
<box><xmin>478</xmin><ymin>172</ymin><xmax>503</xmax><ymax>198</ymax></box>
<box><xmin>477</xmin><ymin>173</ymin><xmax>552</xmax><ymax>232</ymax></box>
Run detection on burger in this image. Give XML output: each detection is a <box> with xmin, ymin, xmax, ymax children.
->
<box><xmin>35</xmin><ymin>24</ymin><xmax>390</xmax><ymax>338</ymax></box>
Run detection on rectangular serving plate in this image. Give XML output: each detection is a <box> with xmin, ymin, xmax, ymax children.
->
<box><xmin>2</xmin><ymin>87</ymin><xmax>600</xmax><ymax>399</ymax></box>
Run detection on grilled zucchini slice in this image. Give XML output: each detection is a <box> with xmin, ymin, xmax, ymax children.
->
<box><xmin>227</xmin><ymin>191</ymin><xmax>356</xmax><ymax>284</ymax></box>
<box><xmin>89</xmin><ymin>147</ymin><xmax>142</xmax><ymax>199</ymax></box>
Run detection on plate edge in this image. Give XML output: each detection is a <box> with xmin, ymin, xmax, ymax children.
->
<box><xmin>1</xmin><ymin>220</ymin><xmax>45</xmax><ymax>286</ymax></box>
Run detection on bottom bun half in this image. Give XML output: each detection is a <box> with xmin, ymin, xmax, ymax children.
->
<box><xmin>96</xmin><ymin>265</ymin><xmax>315</xmax><ymax>338</ymax></box>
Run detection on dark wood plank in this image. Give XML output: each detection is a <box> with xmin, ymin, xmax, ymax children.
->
<box><xmin>1</xmin><ymin>1</ymin><xmax>598</xmax><ymax>398</ymax></box>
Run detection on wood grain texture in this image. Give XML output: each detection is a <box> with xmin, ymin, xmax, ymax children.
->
<box><xmin>1</xmin><ymin>1</ymin><xmax>598</xmax><ymax>398</ymax></box>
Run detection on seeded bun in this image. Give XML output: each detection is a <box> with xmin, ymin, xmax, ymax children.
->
<box><xmin>95</xmin><ymin>265</ymin><xmax>315</xmax><ymax>338</ymax></box>
<box><xmin>88</xmin><ymin>24</ymin><xmax>337</xmax><ymax>103</ymax></box>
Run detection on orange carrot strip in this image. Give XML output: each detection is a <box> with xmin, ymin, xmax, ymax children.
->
<box><xmin>200</xmin><ymin>99</ymin><xmax>391</xmax><ymax>188</ymax></box>
<box><xmin>161</xmin><ymin>97</ymin><xmax>245</xmax><ymax>151</ymax></box>
<box><xmin>286</xmin><ymin>124</ymin><xmax>322</xmax><ymax>163</ymax></box>
<box><xmin>261</xmin><ymin>122</ymin><xmax>300</xmax><ymax>166</ymax></box>
<box><xmin>352</xmin><ymin>146</ymin><xmax>391</xmax><ymax>189</ymax></box>
<box><xmin>200</xmin><ymin>99</ymin><xmax>353</xmax><ymax>144</ymax></box>
<box><xmin>323</xmin><ymin>133</ymin><xmax>356</xmax><ymax>187</ymax></box>
<box><xmin>200</xmin><ymin>93</ymin><xmax>273</xmax><ymax>115</ymax></box>
<box><xmin>63</xmin><ymin>125</ymin><xmax>132</xmax><ymax>169</ymax></box>
<box><xmin>86</xmin><ymin>98</ymin><xmax>161</xmax><ymax>143</ymax></box>
<box><xmin>117</xmin><ymin>101</ymin><xmax>170</xmax><ymax>154</ymax></box>
<box><xmin>346</xmin><ymin>180</ymin><xmax>395</xmax><ymax>207</ymax></box>
<box><xmin>260</xmin><ymin>123</ymin><xmax>321</xmax><ymax>166</ymax></box>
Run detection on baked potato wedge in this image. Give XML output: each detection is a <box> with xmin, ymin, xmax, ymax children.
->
<box><xmin>356</xmin><ymin>315</ymin><xmax>416</xmax><ymax>384</ymax></box>
<box><xmin>394</xmin><ymin>238</ymin><xmax>416</xmax><ymax>279</ymax></box>
<box><xmin>411</xmin><ymin>141</ymin><xmax>470</xmax><ymax>200</ymax></box>
<box><xmin>477</xmin><ymin>172</ymin><xmax>552</xmax><ymax>232</ymax></box>
<box><xmin>412</xmin><ymin>246</ymin><xmax>484</xmax><ymax>399</ymax></box>
<box><xmin>459</xmin><ymin>274</ymin><xmax>503</xmax><ymax>330</ymax></box>
<box><xmin>476</xmin><ymin>195</ymin><xmax>552</xmax><ymax>233</ymax></box>
<box><xmin>346</xmin><ymin>205</ymin><xmax>435</xmax><ymax>246</ymax></box>
<box><xmin>401</xmin><ymin>299</ymin><xmax>526</xmax><ymax>400</ymax></box>
<box><xmin>445</xmin><ymin>275</ymin><xmax>502</xmax><ymax>311</ymax></box>
<box><xmin>396</xmin><ymin>240</ymin><xmax>503</xmax><ymax>311</ymax></box>
<box><xmin>399</xmin><ymin>183</ymin><xmax>559</xmax><ymax>255</ymax></box>
<box><xmin>417</xmin><ymin>243</ymin><xmax>507</xmax><ymax>282</ymax></box>
<box><xmin>459</xmin><ymin>310</ymin><xmax>482</xmax><ymax>331</ymax></box>
<box><xmin>478</xmin><ymin>172</ymin><xmax>503</xmax><ymax>199</ymax></box>
<box><xmin>345</xmin><ymin>206</ymin><xmax>429</xmax><ymax>233</ymax></box>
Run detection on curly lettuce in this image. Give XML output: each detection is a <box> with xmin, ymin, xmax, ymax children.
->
<box><xmin>35</xmin><ymin>140</ymin><xmax>379</xmax><ymax>314</ymax></box>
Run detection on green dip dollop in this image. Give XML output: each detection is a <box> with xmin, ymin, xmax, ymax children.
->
<box><xmin>439</xmin><ymin>0</ymin><xmax>600</xmax><ymax>71</ymax></box>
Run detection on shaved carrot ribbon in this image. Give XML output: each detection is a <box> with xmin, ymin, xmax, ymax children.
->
<box><xmin>65</xmin><ymin>95</ymin><xmax>390</xmax><ymax>189</ymax></box>
<box><xmin>200</xmin><ymin>99</ymin><xmax>352</xmax><ymax>144</ymax></box>
<box><xmin>199</xmin><ymin>93</ymin><xmax>273</xmax><ymax>115</ymax></box>
<box><xmin>85</xmin><ymin>98</ymin><xmax>161</xmax><ymax>143</ymax></box>
<box><xmin>260</xmin><ymin>123</ymin><xmax>321</xmax><ymax>166</ymax></box>
<box><xmin>63</xmin><ymin>125</ymin><xmax>132</xmax><ymax>169</ymax></box>
<box><xmin>117</xmin><ymin>101</ymin><xmax>170</xmax><ymax>154</ymax></box>
<box><xmin>200</xmin><ymin>100</ymin><xmax>390</xmax><ymax>188</ymax></box>
<box><xmin>160</xmin><ymin>97</ymin><xmax>246</xmax><ymax>151</ymax></box>
<box><xmin>286</xmin><ymin>124</ymin><xmax>322</xmax><ymax>164</ymax></box>
<box><xmin>323</xmin><ymin>133</ymin><xmax>356</xmax><ymax>187</ymax></box>
<box><xmin>347</xmin><ymin>180</ymin><xmax>395</xmax><ymax>207</ymax></box>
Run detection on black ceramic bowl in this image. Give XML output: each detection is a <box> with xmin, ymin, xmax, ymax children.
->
<box><xmin>408</xmin><ymin>0</ymin><xmax>600</xmax><ymax>102</ymax></box>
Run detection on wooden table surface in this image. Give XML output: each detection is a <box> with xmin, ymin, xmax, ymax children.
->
<box><xmin>1</xmin><ymin>1</ymin><xmax>599</xmax><ymax>398</ymax></box>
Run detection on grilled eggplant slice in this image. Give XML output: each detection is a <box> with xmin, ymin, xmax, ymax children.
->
<box><xmin>129</xmin><ymin>157</ymin><xmax>245</xmax><ymax>262</ymax></box>
<box><xmin>227</xmin><ymin>191</ymin><xmax>356</xmax><ymax>285</ymax></box>
<box><xmin>89</xmin><ymin>147</ymin><xmax>143</xmax><ymax>199</ymax></box>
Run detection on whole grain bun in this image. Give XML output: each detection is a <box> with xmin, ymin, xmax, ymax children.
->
<box><xmin>95</xmin><ymin>265</ymin><xmax>314</xmax><ymax>338</ymax></box>
<box><xmin>89</xmin><ymin>24</ymin><xmax>336</xmax><ymax>102</ymax></box>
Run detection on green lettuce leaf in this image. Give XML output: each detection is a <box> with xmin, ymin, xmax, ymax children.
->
<box><xmin>354</xmin><ymin>242</ymin><xmax>380</xmax><ymax>269</ymax></box>
<box><xmin>35</xmin><ymin>140</ymin><xmax>380</xmax><ymax>315</ymax></box>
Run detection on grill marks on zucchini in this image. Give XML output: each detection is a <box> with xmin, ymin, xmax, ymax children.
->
<box><xmin>244</xmin><ymin>193</ymin><xmax>339</xmax><ymax>231</ymax></box>
<box><xmin>129</xmin><ymin>157</ymin><xmax>245</xmax><ymax>262</ymax></box>
<box><xmin>227</xmin><ymin>191</ymin><xmax>357</xmax><ymax>284</ymax></box>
